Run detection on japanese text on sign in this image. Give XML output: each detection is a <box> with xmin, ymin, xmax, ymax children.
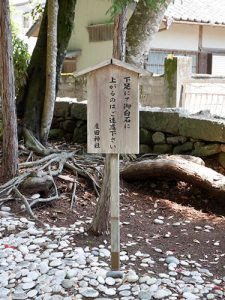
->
<box><xmin>123</xmin><ymin>76</ymin><xmax>132</xmax><ymax>129</ymax></box>
<box><xmin>94</xmin><ymin>123</ymin><xmax>100</xmax><ymax>149</ymax></box>
<box><xmin>109</xmin><ymin>77</ymin><xmax>117</xmax><ymax>150</ymax></box>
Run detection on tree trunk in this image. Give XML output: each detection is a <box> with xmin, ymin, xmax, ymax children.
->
<box><xmin>121</xmin><ymin>156</ymin><xmax>225</xmax><ymax>198</ymax></box>
<box><xmin>112</xmin><ymin>8</ymin><xmax>128</xmax><ymax>62</ymax></box>
<box><xmin>17</xmin><ymin>0</ymin><xmax>76</xmax><ymax>140</ymax></box>
<box><xmin>41</xmin><ymin>0</ymin><xmax>58</xmax><ymax>144</ymax></box>
<box><xmin>126</xmin><ymin>0</ymin><xmax>172</xmax><ymax>68</ymax></box>
<box><xmin>0</xmin><ymin>0</ymin><xmax>18</xmax><ymax>180</ymax></box>
<box><xmin>89</xmin><ymin>158</ymin><xmax>111</xmax><ymax>235</ymax></box>
<box><xmin>89</xmin><ymin>8</ymin><xmax>128</xmax><ymax>235</ymax></box>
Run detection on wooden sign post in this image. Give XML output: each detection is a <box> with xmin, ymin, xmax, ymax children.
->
<box><xmin>75</xmin><ymin>59</ymin><xmax>147</xmax><ymax>270</ymax></box>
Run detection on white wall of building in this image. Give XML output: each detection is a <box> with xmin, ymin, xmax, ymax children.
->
<box><xmin>151</xmin><ymin>22</ymin><xmax>225</xmax><ymax>53</ymax></box>
<box><xmin>68</xmin><ymin>0</ymin><xmax>113</xmax><ymax>71</ymax></box>
<box><xmin>151</xmin><ymin>23</ymin><xmax>199</xmax><ymax>51</ymax></box>
<box><xmin>202</xmin><ymin>26</ymin><xmax>225</xmax><ymax>49</ymax></box>
<box><xmin>68</xmin><ymin>0</ymin><xmax>225</xmax><ymax>73</ymax></box>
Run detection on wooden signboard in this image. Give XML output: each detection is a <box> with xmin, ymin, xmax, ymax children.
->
<box><xmin>75</xmin><ymin>59</ymin><xmax>148</xmax><ymax>271</ymax></box>
<box><xmin>76</xmin><ymin>59</ymin><xmax>146</xmax><ymax>154</ymax></box>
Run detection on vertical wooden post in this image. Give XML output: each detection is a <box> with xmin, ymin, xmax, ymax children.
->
<box><xmin>110</xmin><ymin>153</ymin><xmax>120</xmax><ymax>270</ymax></box>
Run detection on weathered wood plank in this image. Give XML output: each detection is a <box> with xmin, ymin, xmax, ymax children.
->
<box><xmin>87</xmin><ymin>64</ymin><xmax>139</xmax><ymax>154</ymax></box>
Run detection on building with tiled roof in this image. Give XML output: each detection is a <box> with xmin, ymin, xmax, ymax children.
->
<box><xmin>150</xmin><ymin>0</ymin><xmax>225</xmax><ymax>75</ymax></box>
<box><xmin>165</xmin><ymin>0</ymin><xmax>225</xmax><ymax>26</ymax></box>
<box><xmin>23</xmin><ymin>0</ymin><xmax>225</xmax><ymax>75</ymax></box>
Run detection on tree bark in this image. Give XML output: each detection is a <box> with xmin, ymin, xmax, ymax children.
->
<box><xmin>41</xmin><ymin>0</ymin><xmax>58</xmax><ymax>144</ymax></box>
<box><xmin>89</xmin><ymin>158</ymin><xmax>111</xmax><ymax>235</ymax></box>
<box><xmin>121</xmin><ymin>156</ymin><xmax>225</xmax><ymax>198</ymax></box>
<box><xmin>0</xmin><ymin>0</ymin><xmax>18</xmax><ymax>180</ymax></box>
<box><xmin>126</xmin><ymin>0</ymin><xmax>172</xmax><ymax>68</ymax></box>
<box><xmin>113</xmin><ymin>7</ymin><xmax>128</xmax><ymax>62</ymax></box>
<box><xmin>17</xmin><ymin>0</ymin><xmax>76</xmax><ymax>140</ymax></box>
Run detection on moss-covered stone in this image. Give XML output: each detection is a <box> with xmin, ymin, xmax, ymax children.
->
<box><xmin>164</xmin><ymin>57</ymin><xmax>177</xmax><ymax>107</ymax></box>
<box><xmin>179</xmin><ymin>116</ymin><xmax>225</xmax><ymax>143</ymax></box>
<box><xmin>139</xmin><ymin>128</ymin><xmax>152</xmax><ymax>145</ymax></box>
<box><xmin>73</xmin><ymin>125</ymin><xmax>87</xmax><ymax>143</ymax></box>
<box><xmin>153</xmin><ymin>144</ymin><xmax>173</xmax><ymax>154</ymax></box>
<box><xmin>173</xmin><ymin>142</ymin><xmax>193</xmax><ymax>154</ymax></box>
<box><xmin>54</xmin><ymin>101</ymin><xmax>70</xmax><ymax>117</ymax></box>
<box><xmin>62</xmin><ymin>120</ymin><xmax>75</xmax><ymax>133</ymax></box>
<box><xmin>139</xmin><ymin>144</ymin><xmax>152</xmax><ymax>154</ymax></box>
<box><xmin>192</xmin><ymin>143</ymin><xmax>221</xmax><ymax>157</ymax></box>
<box><xmin>49</xmin><ymin>129</ymin><xmax>64</xmax><ymax>139</ymax></box>
<box><xmin>152</xmin><ymin>132</ymin><xmax>166</xmax><ymax>144</ymax></box>
<box><xmin>194</xmin><ymin>141</ymin><xmax>205</xmax><ymax>149</ymax></box>
<box><xmin>140</xmin><ymin>109</ymin><xmax>179</xmax><ymax>135</ymax></box>
<box><xmin>167</xmin><ymin>136</ymin><xmax>187</xmax><ymax>145</ymax></box>
<box><xmin>71</xmin><ymin>102</ymin><xmax>87</xmax><ymax>120</ymax></box>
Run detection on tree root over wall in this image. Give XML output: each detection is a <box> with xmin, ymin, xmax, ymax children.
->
<box><xmin>121</xmin><ymin>155</ymin><xmax>225</xmax><ymax>200</ymax></box>
<box><xmin>1</xmin><ymin>147</ymin><xmax>225</xmax><ymax>227</ymax></box>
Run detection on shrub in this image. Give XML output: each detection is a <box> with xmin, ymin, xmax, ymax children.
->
<box><xmin>12</xmin><ymin>34</ymin><xmax>30</xmax><ymax>95</ymax></box>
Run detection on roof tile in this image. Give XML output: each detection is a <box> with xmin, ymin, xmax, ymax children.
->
<box><xmin>165</xmin><ymin>0</ymin><xmax>225</xmax><ymax>25</ymax></box>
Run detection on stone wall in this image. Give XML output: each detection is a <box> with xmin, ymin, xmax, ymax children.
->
<box><xmin>51</xmin><ymin>100</ymin><xmax>225</xmax><ymax>167</ymax></box>
<box><xmin>58</xmin><ymin>74</ymin><xmax>87</xmax><ymax>101</ymax></box>
<box><xmin>140</xmin><ymin>75</ymin><xmax>166</xmax><ymax>107</ymax></box>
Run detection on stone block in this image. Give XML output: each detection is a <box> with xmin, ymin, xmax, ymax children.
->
<box><xmin>153</xmin><ymin>144</ymin><xmax>173</xmax><ymax>154</ymax></box>
<box><xmin>167</xmin><ymin>136</ymin><xmax>187</xmax><ymax>145</ymax></box>
<box><xmin>54</xmin><ymin>101</ymin><xmax>70</xmax><ymax>117</ymax></box>
<box><xmin>62</xmin><ymin>120</ymin><xmax>76</xmax><ymax>133</ymax></box>
<box><xmin>73</xmin><ymin>125</ymin><xmax>87</xmax><ymax>143</ymax></box>
<box><xmin>139</xmin><ymin>128</ymin><xmax>152</xmax><ymax>145</ymax></box>
<box><xmin>139</xmin><ymin>144</ymin><xmax>152</xmax><ymax>154</ymax></box>
<box><xmin>179</xmin><ymin>115</ymin><xmax>225</xmax><ymax>143</ymax></box>
<box><xmin>173</xmin><ymin>142</ymin><xmax>193</xmax><ymax>154</ymax></box>
<box><xmin>140</xmin><ymin>108</ymin><xmax>180</xmax><ymax>134</ymax></box>
<box><xmin>49</xmin><ymin>129</ymin><xmax>64</xmax><ymax>140</ymax></box>
<box><xmin>152</xmin><ymin>132</ymin><xmax>166</xmax><ymax>144</ymax></box>
<box><xmin>71</xmin><ymin>102</ymin><xmax>87</xmax><ymax>120</ymax></box>
<box><xmin>192</xmin><ymin>143</ymin><xmax>221</xmax><ymax>157</ymax></box>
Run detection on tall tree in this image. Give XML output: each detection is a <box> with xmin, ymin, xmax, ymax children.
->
<box><xmin>126</xmin><ymin>0</ymin><xmax>172</xmax><ymax>68</ymax></box>
<box><xmin>0</xmin><ymin>0</ymin><xmax>18</xmax><ymax>180</ymax></box>
<box><xmin>17</xmin><ymin>0</ymin><xmax>77</xmax><ymax>143</ymax></box>
<box><xmin>90</xmin><ymin>0</ymin><xmax>172</xmax><ymax>235</ymax></box>
<box><xmin>41</xmin><ymin>0</ymin><xmax>58</xmax><ymax>144</ymax></box>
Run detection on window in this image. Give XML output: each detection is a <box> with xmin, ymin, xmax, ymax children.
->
<box><xmin>212</xmin><ymin>55</ymin><xmax>225</xmax><ymax>76</ymax></box>
<box><xmin>148</xmin><ymin>50</ymin><xmax>198</xmax><ymax>74</ymax></box>
<box><xmin>87</xmin><ymin>23</ymin><xmax>113</xmax><ymax>42</ymax></box>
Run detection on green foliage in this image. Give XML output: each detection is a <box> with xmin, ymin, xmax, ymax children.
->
<box><xmin>108</xmin><ymin>0</ymin><xmax>167</xmax><ymax>16</ymax></box>
<box><xmin>12</xmin><ymin>35</ymin><xmax>30</xmax><ymax>95</ymax></box>
<box><xmin>31</xmin><ymin>2</ymin><xmax>44</xmax><ymax>21</ymax></box>
<box><xmin>10</xmin><ymin>5</ymin><xmax>30</xmax><ymax>94</ymax></box>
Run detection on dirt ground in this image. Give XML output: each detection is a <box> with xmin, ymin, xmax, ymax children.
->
<box><xmin>2</xmin><ymin>144</ymin><xmax>225</xmax><ymax>281</ymax></box>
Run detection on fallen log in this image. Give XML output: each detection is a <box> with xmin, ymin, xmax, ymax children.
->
<box><xmin>121</xmin><ymin>155</ymin><xmax>225</xmax><ymax>198</ymax></box>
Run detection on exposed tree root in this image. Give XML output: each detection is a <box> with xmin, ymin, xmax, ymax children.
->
<box><xmin>13</xmin><ymin>187</ymin><xmax>46</xmax><ymax>227</ymax></box>
<box><xmin>23</xmin><ymin>128</ymin><xmax>54</xmax><ymax>156</ymax></box>
<box><xmin>0</xmin><ymin>146</ymin><xmax>104</xmax><ymax>225</ymax></box>
<box><xmin>121</xmin><ymin>155</ymin><xmax>225</xmax><ymax>199</ymax></box>
<box><xmin>2</xmin><ymin>148</ymin><xmax>224</xmax><ymax>229</ymax></box>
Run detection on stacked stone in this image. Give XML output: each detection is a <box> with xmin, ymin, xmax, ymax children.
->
<box><xmin>50</xmin><ymin>102</ymin><xmax>225</xmax><ymax>167</ymax></box>
<box><xmin>139</xmin><ymin>109</ymin><xmax>225</xmax><ymax>167</ymax></box>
